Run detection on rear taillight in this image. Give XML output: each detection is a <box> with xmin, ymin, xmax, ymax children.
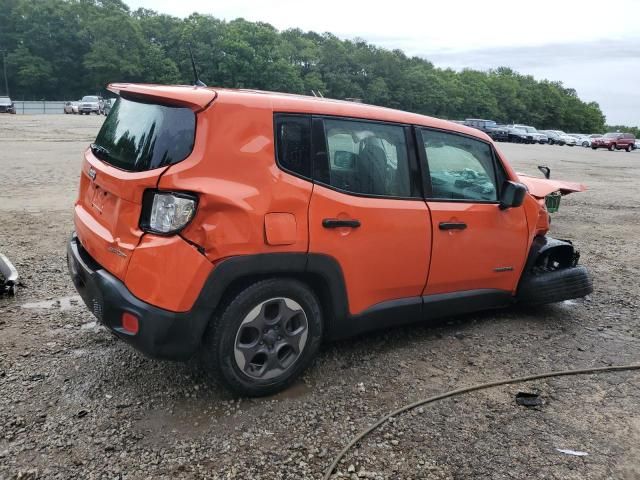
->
<box><xmin>140</xmin><ymin>190</ymin><xmax>197</xmax><ymax>235</ymax></box>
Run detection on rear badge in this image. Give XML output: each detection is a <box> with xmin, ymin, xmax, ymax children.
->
<box><xmin>88</xmin><ymin>167</ymin><xmax>97</xmax><ymax>181</ymax></box>
<box><xmin>107</xmin><ymin>246</ymin><xmax>127</xmax><ymax>258</ymax></box>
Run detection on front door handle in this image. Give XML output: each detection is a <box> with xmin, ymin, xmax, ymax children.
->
<box><xmin>439</xmin><ymin>222</ymin><xmax>467</xmax><ymax>230</ymax></box>
<box><xmin>322</xmin><ymin>218</ymin><xmax>361</xmax><ymax>229</ymax></box>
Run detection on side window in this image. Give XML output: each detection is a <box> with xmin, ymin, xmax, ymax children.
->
<box><xmin>321</xmin><ymin>118</ymin><xmax>413</xmax><ymax>197</ymax></box>
<box><xmin>421</xmin><ymin>129</ymin><xmax>499</xmax><ymax>202</ymax></box>
<box><xmin>275</xmin><ymin>115</ymin><xmax>311</xmax><ymax>178</ymax></box>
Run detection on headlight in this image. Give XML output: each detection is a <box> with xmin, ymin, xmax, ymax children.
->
<box><xmin>140</xmin><ymin>190</ymin><xmax>197</xmax><ymax>235</ymax></box>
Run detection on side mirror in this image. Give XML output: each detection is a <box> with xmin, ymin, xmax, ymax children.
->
<box><xmin>500</xmin><ymin>181</ymin><xmax>527</xmax><ymax>210</ymax></box>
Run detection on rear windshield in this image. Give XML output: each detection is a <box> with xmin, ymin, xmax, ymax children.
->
<box><xmin>82</xmin><ymin>96</ymin><xmax>99</xmax><ymax>102</ymax></box>
<box><xmin>93</xmin><ymin>97</ymin><xmax>196</xmax><ymax>172</ymax></box>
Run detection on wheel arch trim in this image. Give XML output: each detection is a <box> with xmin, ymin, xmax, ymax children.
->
<box><xmin>196</xmin><ymin>253</ymin><xmax>349</xmax><ymax>336</ymax></box>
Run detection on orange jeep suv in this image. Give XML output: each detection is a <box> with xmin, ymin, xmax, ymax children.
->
<box><xmin>67</xmin><ymin>84</ymin><xmax>592</xmax><ymax>396</ymax></box>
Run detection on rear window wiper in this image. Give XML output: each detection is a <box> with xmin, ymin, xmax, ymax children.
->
<box><xmin>90</xmin><ymin>143</ymin><xmax>111</xmax><ymax>160</ymax></box>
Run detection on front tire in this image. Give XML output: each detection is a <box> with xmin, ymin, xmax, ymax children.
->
<box><xmin>609</xmin><ymin>144</ymin><xmax>616</xmax><ymax>151</ymax></box>
<box><xmin>202</xmin><ymin>278</ymin><xmax>323</xmax><ymax>397</ymax></box>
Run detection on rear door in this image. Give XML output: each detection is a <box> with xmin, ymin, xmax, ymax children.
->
<box><xmin>417</xmin><ymin>128</ymin><xmax>529</xmax><ymax>296</ymax></box>
<box><xmin>308</xmin><ymin>117</ymin><xmax>431</xmax><ymax>315</ymax></box>
<box><xmin>74</xmin><ymin>94</ymin><xmax>206</xmax><ymax>280</ymax></box>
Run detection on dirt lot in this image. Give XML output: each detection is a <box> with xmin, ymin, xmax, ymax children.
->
<box><xmin>1</xmin><ymin>115</ymin><xmax>639</xmax><ymax>480</ymax></box>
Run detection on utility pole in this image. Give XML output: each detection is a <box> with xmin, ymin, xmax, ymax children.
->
<box><xmin>0</xmin><ymin>50</ymin><xmax>8</xmax><ymax>97</ymax></box>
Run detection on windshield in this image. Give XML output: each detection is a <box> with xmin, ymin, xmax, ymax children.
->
<box><xmin>93</xmin><ymin>97</ymin><xmax>196</xmax><ymax>172</ymax></box>
<box><xmin>0</xmin><ymin>97</ymin><xmax>11</xmax><ymax>105</ymax></box>
<box><xmin>604</xmin><ymin>133</ymin><xmax>621</xmax><ymax>139</ymax></box>
<box><xmin>82</xmin><ymin>96</ymin><xmax>99</xmax><ymax>102</ymax></box>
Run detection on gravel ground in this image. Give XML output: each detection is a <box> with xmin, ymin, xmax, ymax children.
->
<box><xmin>1</xmin><ymin>115</ymin><xmax>639</xmax><ymax>479</ymax></box>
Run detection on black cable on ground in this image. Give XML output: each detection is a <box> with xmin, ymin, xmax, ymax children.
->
<box><xmin>323</xmin><ymin>364</ymin><xmax>640</xmax><ymax>479</ymax></box>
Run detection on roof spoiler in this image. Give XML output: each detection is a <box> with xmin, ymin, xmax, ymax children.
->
<box><xmin>107</xmin><ymin>83</ymin><xmax>216</xmax><ymax>112</ymax></box>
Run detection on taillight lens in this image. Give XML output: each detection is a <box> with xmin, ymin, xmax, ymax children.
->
<box><xmin>140</xmin><ymin>190</ymin><xmax>197</xmax><ymax>234</ymax></box>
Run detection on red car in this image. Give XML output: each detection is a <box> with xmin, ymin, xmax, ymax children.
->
<box><xmin>591</xmin><ymin>132</ymin><xmax>636</xmax><ymax>151</ymax></box>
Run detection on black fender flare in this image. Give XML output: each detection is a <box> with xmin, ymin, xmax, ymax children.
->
<box><xmin>522</xmin><ymin>236</ymin><xmax>578</xmax><ymax>273</ymax></box>
<box><xmin>194</xmin><ymin>252</ymin><xmax>349</xmax><ymax>336</ymax></box>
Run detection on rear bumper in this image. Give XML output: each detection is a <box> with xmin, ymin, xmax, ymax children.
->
<box><xmin>67</xmin><ymin>234</ymin><xmax>211</xmax><ymax>360</ymax></box>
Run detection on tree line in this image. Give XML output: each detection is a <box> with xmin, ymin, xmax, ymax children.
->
<box><xmin>1</xmin><ymin>0</ymin><xmax>609</xmax><ymax>132</ymax></box>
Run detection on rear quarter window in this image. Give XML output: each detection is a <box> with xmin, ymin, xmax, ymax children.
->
<box><xmin>93</xmin><ymin>97</ymin><xmax>196</xmax><ymax>172</ymax></box>
<box><xmin>275</xmin><ymin>115</ymin><xmax>312</xmax><ymax>178</ymax></box>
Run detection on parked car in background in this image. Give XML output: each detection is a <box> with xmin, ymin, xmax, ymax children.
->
<box><xmin>512</xmin><ymin>125</ymin><xmax>548</xmax><ymax>144</ymax></box>
<box><xmin>591</xmin><ymin>132</ymin><xmax>636</xmax><ymax>152</ymax></box>
<box><xmin>0</xmin><ymin>96</ymin><xmax>16</xmax><ymax>114</ymax></box>
<box><xmin>464</xmin><ymin>119</ymin><xmax>509</xmax><ymax>141</ymax></box>
<box><xmin>569</xmin><ymin>134</ymin><xmax>591</xmax><ymax>147</ymax></box>
<box><xmin>539</xmin><ymin>130</ymin><xmax>564</xmax><ymax>145</ymax></box>
<box><xmin>505</xmin><ymin>126</ymin><xmax>530</xmax><ymax>143</ymax></box>
<box><xmin>79</xmin><ymin>96</ymin><xmax>103</xmax><ymax>115</ymax></box>
<box><xmin>102</xmin><ymin>98</ymin><xmax>114</xmax><ymax>116</ymax></box>
<box><xmin>635</xmin><ymin>139</ymin><xmax>640</xmax><ymax>150</ymax></box>
<box><xmin>550</xmin><ymin>130</ymin><xmax>577</xmax><ymax>146</ymax></box>
<box><xmin>589</xmin><ymin>134</ymin><xmax>603</xmax><ymax>140</ymax></box>
<box><xmin>64</xmin><ymin>101</ymin><xmax>79</xmax><ymax>114</ymax></box>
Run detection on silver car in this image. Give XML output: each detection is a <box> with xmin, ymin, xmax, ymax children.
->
<box><xmin>78</xmin><ymin>96</ymin><xmax>103</xmax><ymax>115</ymax></box>
<box><xmin>64</xmin><ymin>101</ymin><xmax>79</xmax><ymax>114</ymax></box>
<box><xmin>551</xmin><ymin>130</ymin><xmax>577</xmax><ymax>146</ymax></box>
<box><xmin>569</xmin><ymin>134</ymin><xmax>591</xmax><ymax>147</ymax></box>
<box><xmin>0</xmin><ymin>96</ymin><xmax>15</xmax><ymax>114</ymax></box>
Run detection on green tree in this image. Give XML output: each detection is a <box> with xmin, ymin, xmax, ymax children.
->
<box><xmin>0</xmin><ymin>0</ymin><xmax>614</xmax><ymax>133</ymax></box>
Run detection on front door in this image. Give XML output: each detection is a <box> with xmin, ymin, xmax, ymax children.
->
<box><xmin>308</xmin><ymin>117</ymin><xmax>431</xmax><ymax>315</ymax></box>
<box><xmin>417</xmin><ymin>128</ymin><xmax>529</xmax><ymax>296</ymax></box>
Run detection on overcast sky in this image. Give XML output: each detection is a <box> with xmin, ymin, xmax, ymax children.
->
<box><xmin>126</xmin><ymin>0</ymin><xmax>640</xmax><ymax>126</ymax></box>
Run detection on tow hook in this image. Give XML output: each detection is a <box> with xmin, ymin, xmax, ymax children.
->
<box><xmin>0</xmin><ymin>253</ymin><xmax>19</xmax><ymax>296</ymax></box>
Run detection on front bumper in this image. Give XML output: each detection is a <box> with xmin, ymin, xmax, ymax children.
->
<box><xmin>67</xmin><ymin>234</ymin><xmax>211</xmax><ymax>360</ymax></box>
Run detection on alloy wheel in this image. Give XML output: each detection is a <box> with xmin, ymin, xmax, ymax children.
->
<box><xmin>233</xmin><ymin>297</ymin><xmax>309</xmax><ymax>380</ymax></box>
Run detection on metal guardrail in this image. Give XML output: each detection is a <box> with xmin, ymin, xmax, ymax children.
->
<box><xmin>13</xmin><ymin>101</ymin><xmax>67</xmax><ymax>114</ymax></box>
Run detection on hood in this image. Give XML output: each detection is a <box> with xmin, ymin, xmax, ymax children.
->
<box><xmin>517</xmin><ymin>173</ymin><xmax>586</xmax><ymax>198</ymax></box>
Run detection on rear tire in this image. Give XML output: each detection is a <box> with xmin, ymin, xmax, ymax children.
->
<box><xmin>609</xmin><ymin>144</ymin><xmax>616</xmax><ymax>151</ymax></box>
<box><xmin>202</xmin><ymin>278</ymin><xmax>323</xmax><ymax>397</ymax></box>
<box><xmin>626</xmin><ymin>145</ymin><xmax>632</xmax><ymax>152</ymax></box>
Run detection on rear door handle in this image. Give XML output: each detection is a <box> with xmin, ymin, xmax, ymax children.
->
<box><xmin>322</xmin><ymin>218</ymin><xmax>361</xmax><ymax>229</ymax></box>
<box><xmin>439</xmin><ymin>222</ymin><xmax>467</xmax><ymax>230</ymax></box>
